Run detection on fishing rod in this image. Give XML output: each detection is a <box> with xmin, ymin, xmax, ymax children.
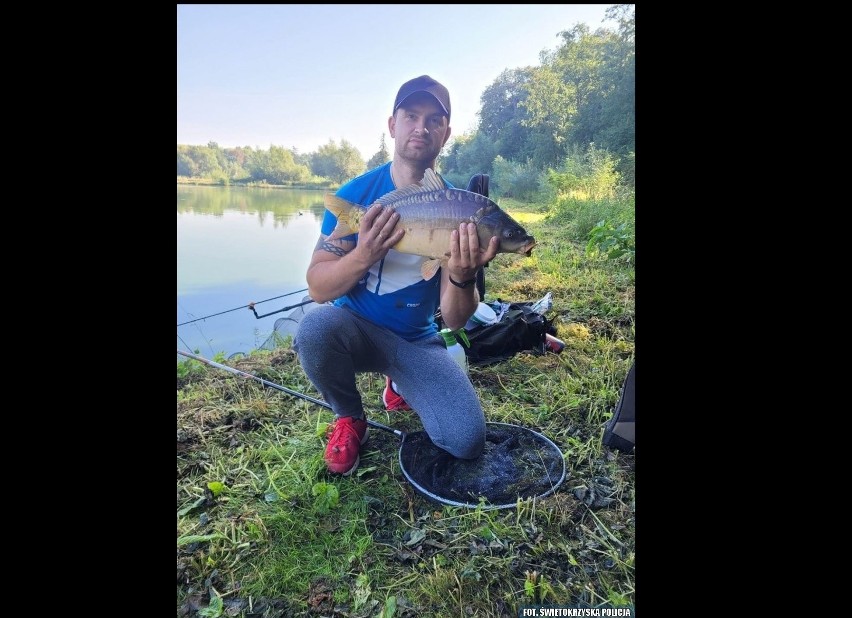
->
<box><xmin>177</xmin><ymin>288</ymin><xmax>309</xmax><ymax>327</ymax></box>
<box><xmin>176</xmin><ymin>350</ymin><xmax>403</xmax><ymax>437</ymax></box>
<box><xmin>248</xmin><ymin>297</ymin><xmax>315</xmax><ymax>320</ymax></box>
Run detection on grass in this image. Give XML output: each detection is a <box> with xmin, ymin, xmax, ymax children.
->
<box><xmin>177</xmin><ymin>196</ymin><xmax>634</xmax><ymax>617</ymax></box>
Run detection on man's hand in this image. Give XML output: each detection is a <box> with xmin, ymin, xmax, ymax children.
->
<box><xmin>352</xmin><ymin>204</ymin><xmax>404</xmax><ymax>265</ymax></box>
<box><xmin>447</xmin><ymin>222</ymin><xmax>499</xmax><ymax>282</ymax></box>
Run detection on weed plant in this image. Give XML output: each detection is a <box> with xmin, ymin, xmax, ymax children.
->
<box><xmin>177</xmin><ymin>195</ymin><xmax>635</xmax><ymax>617</ymax></box>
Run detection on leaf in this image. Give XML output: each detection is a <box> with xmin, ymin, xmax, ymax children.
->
<box><xmin>177</xmin><ymin>533</ymin><xmax>228</xmax><ymax>546</ymax></box>
<box><xmin>311</xmin><ymin>482</ymin><xmax>339</xmax><ymax>513</ymax></box>
<box><xmin>460</xmin><ymin>566</ymin><xmax>482</xmax><ymax>581</ymax></box>
<box><xmin>316</xmin><ymin>422</ymin><xmax>330</xmax><ymax>438</ymax></box>
<box><xmin>207</xmin><ymin>481</ymin><xmax>225</xmax><ymax>497</ymax></box>
<box><xmin>177</xmin><ymin>496</ymin><xmax>207</xmax><ymax>517</ymax></box>
<box><xmin>356</xmin><ymin>466</ymin><xmax>377</xmax><ymax>477</ymax></box>
<box><xmin>353</xmin><ymin>573</ymin><xmax>371</xmax><ymax>611</ymax></box>
<box><xmin>198</xmin><ymin>590</ymin><xmax>224</xmax><ymax>618</ymax></box>
<box><xmin>405</xmin><ymin>528</ymin><xmax>426</xmax><ymax>546</ymax></box>
<box><xmin>381</xmin><ymin>596</ymin><xmax>397</xmax><ymax>618</ymax></box>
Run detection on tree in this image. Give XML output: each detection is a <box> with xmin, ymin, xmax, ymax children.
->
<box><xmin>477</xmin><ymin>68</ymin><xmax>535</xmax><ymax>163</ymax></box>
<box><xmin>366</xmin><ymin>134</ymin><xmax>390</xmax><ymax>170</ymax></box>
<box><xmin>177</xmin><ymin>146</ymin><xmax>197</xmax><ymax>177</ymax></box>
<box><xmin>311</xmin><ymin>139</ymin><xmax>365</xmax><ymax>184</ymax></box>
<box><xmin>553</xmin><ymin>11</ymin><xmax>633</xmax><ymax>162</ymax></box>
<box><xmin>290</xmin><ymin>148</ymin><xmax>312</xmax><ymax>169</ymax></box>
<box><xmin>441</xmin><ymin>132</ymin><xmax>497</xmax><ymax>186</ymax></box>
<box><xmin>186</xmin><ymin>144</ymin><xmax>222</xmax><ymax>177</ymax></box>
<box><xmin>593</xmin><ymin>4</ymin><xmax>635</xmax><ymax>160</ymax></box>
<box><xmin>222</xmin><ymin>146</ymin><xmax>252</xmax><ymax>180</ymax></box>
<box><xmin>521</xmin><ymin>65</ymin><xmax>576</xmax><ymax>168</ymax></box>
<box><xmin>245</xmin><ymin>145</ymin><xmax>312</xmax><ymax>184</ymax></box>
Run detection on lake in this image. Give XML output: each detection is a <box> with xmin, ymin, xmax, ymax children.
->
<box><xmin>177</xmin><ymin>184</ymin><xmax>326</xmax><ymax>359</ymax></box>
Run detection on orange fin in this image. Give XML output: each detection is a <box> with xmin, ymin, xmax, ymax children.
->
<box><xmin>324</xmin><ymin>193</ymin><xmax>360</xmax><ymax>240</ymax></box>
<box><xmin>326</xmin><ymin>218</ymin><xmax>352</xmax><ymax>242</ymax></box>
<box><xmin>421</xmin><ymin>258</ymin><xmax>443</xmax><ymax>281</ymax></box>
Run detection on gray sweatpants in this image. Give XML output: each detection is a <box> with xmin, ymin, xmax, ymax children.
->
<box><xmin>294</xmin><ymin>304</ymin><xmax>485</xmax><ymax>459</ymax></box>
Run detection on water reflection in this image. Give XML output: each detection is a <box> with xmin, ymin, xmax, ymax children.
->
<box><xmin>177</xmin><ymin>185</ymin><xmax>325</xmax><ymax>358</ymax></box>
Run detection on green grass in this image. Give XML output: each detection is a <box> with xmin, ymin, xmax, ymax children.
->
<box><xmin>177</xmin><ymin>197</ymin><xmax>634</xmax><ymax>617</ymax></box>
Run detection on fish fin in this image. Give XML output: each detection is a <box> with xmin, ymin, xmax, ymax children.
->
<box><xmin>374</xmin><ymin>167</ymin><xmax>448</xmax><ymax>206</ymax></box>
<box><xmin>324</xmin><ymin>194</ymin><xmax>359</xmax><ymax>239</ymax></box>
<box><xmin>324</xmin><ymin>193</ymin><xmax>354</xmax><ymax>217</ymax></box>
<box><xmin>420</xmin><ymin>168</ymin><xmax>446</xmax><ymax>191</ymax></box>
<box><xmin>326</xmin><ymin>219</ymin><xmax>351</xmax><ymax>242</ymax></box>
<box><xmin>421</xmin><ymin>259</ymin><xmax>443</xmax><ymax>281</ymax></box>
<box><xmin>471</xmin><ymin>203</ymin><xmax>495</xmax><ymax>224</ymax></box>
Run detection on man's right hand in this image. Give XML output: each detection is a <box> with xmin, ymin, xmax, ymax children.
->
<box><xmin>306</xmin><ymin>205</ymin><xmax>404</xmax><ymax>303</ymax></box>
<box><xmin>353</xmin><ymin>204</ymin><xmax>404</xmax><ymax>264</ymax></box>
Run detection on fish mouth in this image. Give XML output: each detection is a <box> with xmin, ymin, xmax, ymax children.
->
<box><xmin>500</xmin><ymin>239</ymin><xmax>536</xmax><ymax>256</ymax></box>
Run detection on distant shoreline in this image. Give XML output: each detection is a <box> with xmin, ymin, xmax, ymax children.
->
<box><xmin>177</xmin><ymin>177</ymin><xmax>338</xmax><ymax>191</ymax></box>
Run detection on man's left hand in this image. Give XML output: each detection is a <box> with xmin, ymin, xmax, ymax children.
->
<box><xmin>447</xmin><ymin>222</ymin><xmax>499</xmax><ymax>281</ymax></box>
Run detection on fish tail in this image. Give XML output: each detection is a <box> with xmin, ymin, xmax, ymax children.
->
<box><xmin>324</xmin><ymin>194</ymin><xmax>359</xmax><ymax>239</ymax></box>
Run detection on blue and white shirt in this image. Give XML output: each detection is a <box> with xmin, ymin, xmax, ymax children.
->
<box><xmin>320</xmin><ymin>162</ymin><xmax>454</xmax><ymax>341</ymax></box>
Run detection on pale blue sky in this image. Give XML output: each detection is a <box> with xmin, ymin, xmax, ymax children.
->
<box><xmin>178</xmin><ymin>4</ymin><xmax>618</xmax><ymax>158</ymax></box>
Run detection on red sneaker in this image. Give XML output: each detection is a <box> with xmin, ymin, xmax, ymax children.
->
<box><xmin>382</xmin><ymin>376</ymin><xmax>411</xmax><ymax>411</ymax></box>
<box><xmin>325</xmin><ymin>416</ymin><xmax>369</xmax><ymax>475</ymax></box>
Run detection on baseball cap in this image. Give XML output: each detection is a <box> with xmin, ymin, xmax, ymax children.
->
<box><xmin>393</xmin><ymin>75</ymin><xmax>451</xmax><ymax>120</ymax></box>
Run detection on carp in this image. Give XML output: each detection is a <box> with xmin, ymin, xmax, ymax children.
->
<box><xmin>325</xmin><ymin>168</ymin><xmax>536</xmax><ymax>280</ymax></box>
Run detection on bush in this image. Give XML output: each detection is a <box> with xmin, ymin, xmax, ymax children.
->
<box><xmin>541</xmin><ymin>144</ymin><xmax>633</xmax><ymax>244</ymax></box>
<box><xmin>491</xmin><ymin>156</ymin><xmax>545</xmax><ymax>201</ymax></box>
<box><xmin>211</xmin><ymin>170</ymin><xmax>231</xmax><ymax>186</ymax></box>
<box><xmin>546</xmin><ymin>144</ymin><xmax>619</xmax><ymax>201</ymax></box>
<box><xmin>586</xmin><ymin>218</ymin><xmax>635</xmax><ymax>264</ymax></box>
<box><xmin>548</xmin><ymin>192</ymin><xmax>633</xmax><ymax>244</ymax></box>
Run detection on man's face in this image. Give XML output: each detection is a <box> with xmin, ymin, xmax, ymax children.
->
<box><xmin>390</xmin><ymin>94</ymin><xmax>451</xmax><ymax>164</ymax></box>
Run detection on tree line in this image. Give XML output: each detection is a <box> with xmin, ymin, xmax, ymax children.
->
<box><xmin>177</xmin><ymin>5</ymin><xmax>634</xmax><ymax>197</ymax></box>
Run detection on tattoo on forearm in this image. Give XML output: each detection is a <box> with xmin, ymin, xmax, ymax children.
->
<box><xmin>317</xmin><ymin>240</ymin><xmax>348</xmax><ymax>257</ymax></box>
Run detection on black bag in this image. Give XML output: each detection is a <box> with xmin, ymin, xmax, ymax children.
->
<box><xmin>463</xmin><ymin>302</ymin><xmax>548</xmax><ymax>366</ymax></box>
<box><xmin>602</xmin><ymin>362</ymin><xmax>635</xmax><ymax>453</ymax></box>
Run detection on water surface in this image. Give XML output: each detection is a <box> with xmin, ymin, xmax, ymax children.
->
<box><xmin>177</xmin><ymin>185</ymin><xmax>325</xmax><ymax>358</ymax></box>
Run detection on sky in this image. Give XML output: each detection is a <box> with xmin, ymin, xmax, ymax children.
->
<box><xmin>177</xmin><ymin>4</ymin><xmax>619</xmax><ymax>159</ymax></box>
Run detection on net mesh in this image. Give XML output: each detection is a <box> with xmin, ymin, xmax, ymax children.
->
<box><xmin>398</xmin><ymin>422</ymin><xmax>565</xmax><ymax>508</ymax></box>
